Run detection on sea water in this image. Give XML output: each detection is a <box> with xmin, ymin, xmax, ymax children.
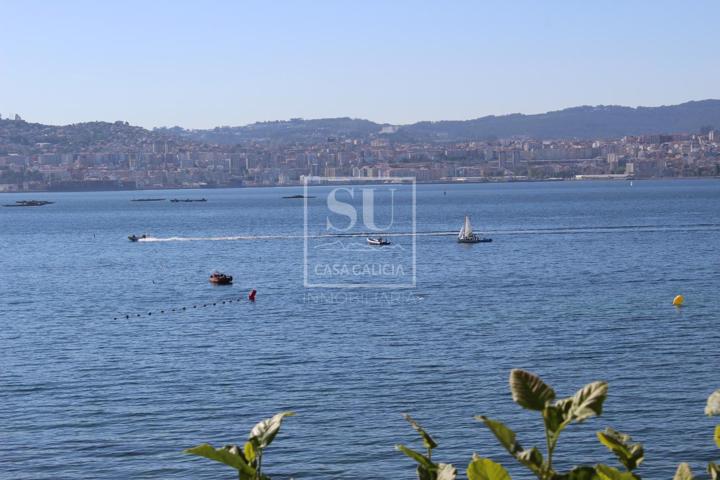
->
<box><xmin>1</xmin><ymin>180</ymin><xmax>719</xmax><ymax>479</ymax></box>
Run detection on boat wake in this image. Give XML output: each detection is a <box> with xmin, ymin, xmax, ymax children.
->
<box><xmin>497</xmin><ymin>223</ymin><xmax>720</xmax><ymax>236</ymax></box>
<box><xmin>138</xmin><ymin>231</ymin><xmax>458</xmax><ymax>242</ymax></box>
<box><xmin>139</xmin><ymin>235</ymin><xmax>301</xmax><ymax>242</ymax></box>
<box><xmin>136</xmin><ymin>223</ymin><xmax>720</xmax><ymax>242</ymax></box>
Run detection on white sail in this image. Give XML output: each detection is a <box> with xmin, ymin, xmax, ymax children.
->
<box><xmin>459</xmin><ymin>215</ymin><xmax>473</xmax><ymax>239</ymax></box>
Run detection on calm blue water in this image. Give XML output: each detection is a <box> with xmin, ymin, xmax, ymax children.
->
<box><xmin>1</xmin><ymin>180</ymin><xmax>719</xmax><ymax>479</ymax></box>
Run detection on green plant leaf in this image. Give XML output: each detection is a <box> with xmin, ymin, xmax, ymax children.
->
<box><xmin>627</xmin><ymin>445</ymin><xmax>643</xmax><ymax>469</ymax></box>
<box><xmin>539</xmin><ymin>381</ymin><xmax>608</xmax><ymax>456</ymax></box>
<box><xmin>184</xmin><ymin>443</ymin><xmax>256</xmax><ymax>476</ymax></box>
<box><xmin>437</xmin><ymin>463</ymin><xmax>458</xmax><ymax>480</ymax></box>
<box><xmin>543</xmin><ymin>403</ymin><xmax>569</xmax><ymax>447</ymax></box>
<box><xmin>467</xmin><ymin>454</ymin><xmax>512</xmax><ymax>480</ymax></box>
<box><xmin>403</xmin><ymin>413</ymin><xmax>438</xmax><ymax>450</ymax></box>
<box><xmin>564</xmin><ymin>465</ymin><xmax>600</xmax><ymax>479</ymax></box>
<box><xmin>396</xmin><ymin>444</ymin><xmax>434</xmax><ymax>470</ymax></box>
<box><xmin>475</xmin><ymin>415</ymin><xmax>543</xmax><ymax>473</ymax></box>
<box><xmin>555</xmin><ymin>397</ymin><xmax>575</xmax><ymax>418</ymax></box>
<box><xmin>715</xmin><ymin>425</ymin><xmax>720</xmax><ymax>449</ymax></box>
<box><xmin>476</xmin><ymin>415</ymin><xmax>542</xmax><ymax>474</ymax></box>
<box><xmin>509</xmin><ymin>369</ymin><xmax>556</xmax><ymax>411</ymax></box>
<box><xmin>516</xmin><ymin>447</ymin><xmax>544</xmax><ymax>472</ymax></box>
<box><xmin>416</xmin><ymin>465</ymin><xmax>434</xmax><ymax>480</ymax></box>
<box><xmin>476</xmin><ymin>416</ymin><xmax>522</xmax><ymax>455</ymax></box>
<box><xmin>708</xmin><ymin>462</ymin><xmax>720</xmax><ymax>480</ymax></box>
<box><xmin>673</xmin><ymin>463</ymin><xmax>694</xmax><ymax>480</ymax></box>
<box><xmin>707</xmin><ymin>390</ymin><xmax>720</xmax><ymax>416</ymax></box>
<box><xmin>248</xmin><ymin>411</ymin><xmax>295</xmax><ymax>449</ymax></box>
<box><xmin>596</xmin><ymin>428</ymin><xmax>644</xmax><ymax>471</ymax></box>
<box><xmin>243</xmin><ymin>441</ymin><xmax>256</xmax><ymax>464</ymax></box>
<box><xmin>595</xmin><ymin>464</ymin><xmax>638</xmax><ymax>480</ymax></box>
<box><xmin>568</xmin><ymin>381</ymin><xmax>608</xmax><ymax>422</ymax></box>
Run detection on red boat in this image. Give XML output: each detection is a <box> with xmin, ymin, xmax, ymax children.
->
<box><xmin>209</xmin><ymin>272</ymin><xmax>233</xmax><ymax>285</ymax></box>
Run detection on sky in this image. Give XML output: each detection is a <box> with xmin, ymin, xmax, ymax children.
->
<box><xmin>1</xmin><ymin>0</ymin><xmax>719</xmax><ymax>128</ymax></box>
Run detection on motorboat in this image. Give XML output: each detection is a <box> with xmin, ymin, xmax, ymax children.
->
<box><xmin>457</xmin><ymin>215</ymin><xmax>492</xmax><ymax>243</ymax></box>
<box><xmin>128</xmin><ymin>234</ymin><xmax>147</xmax><ymax>242</ymax></box>
<box><xmin>367</xmin><ymin>237</ymin><xmax>391</xmax><ymax>246</ymax></box>
<box><xmin>209</xmin><ymin>272</ymin><xmax>233</xmax><ymax>285</ymax></box>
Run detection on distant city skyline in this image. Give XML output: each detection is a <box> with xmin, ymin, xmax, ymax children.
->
<box><xmin>2</xmin><ymin>0</ymin><xmax>719</xmax><ymax>128</ymax></box>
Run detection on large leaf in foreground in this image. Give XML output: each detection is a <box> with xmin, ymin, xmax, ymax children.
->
<box><xmin>596</xmin><ymin>428</ymin><xmax>644</xmax><ymax>471</ymax></box>
<box><xmin>437</xmin><ymin>462</ymin><xmax>458</xmax><ymax>480</ymax></box>
<box><xmin>467</xmin><ymin>455</ymin><xmax>512</xmax><ymax>480</ymax></box>
<box><xmin>568</xmin><ymin>381</ymin><xmax>608</xmax><ymax>422</ymax></box>
<box><xmin>476</xmin><ymin>415</ymin><xmax>543</xmax><ymax>474</ymax></box>
<box><xmin>243</xmin><ymin>441</ymin><xmax>256</xmax><ymax>463</ymax></box>
<box><xmin>565</xmin><ymin>465</ymin><xmax>600</xmax><ymax>479</ymax></box>
<box><xmin>395</xmin><ymin>444</ymin><xmax>434</xmax><ymax>469</ymax></box>
<box><xmin>708</xmin><ymin>462</ymin><xmax>719</xmax><ymax>480</ymax></box>
<box><xmin>476</xmin><ymin>416</ymin><xmax>522</xmax><ymax>455</ymax></box>
<box><xmin>403</xmin><ymin>413</ymin><xmax>438</xmax><ymax>450</ymax></box>
<box><xmin>509</xmin><ymin>369</ymin><xmax>556</xmax><ymax>411</ymax></box>
<box><xmin>416</xmin><ymin>466</ymin><xmax>434</xmax><ymax>480</ymax></box>
<box><xmin>543</xmin><ymin>403</ymin><xmax>569</xmax><ymax>447</ymax></box>
<box><xmin>673</xmin><ymin>463</ymin><xmax>694</xmax><ymax>480</ymax></box>
<box><xmin>248</xmin><ymin>411</ymin><xmax>295</xmax><ymax>449</ymax></box>
<box><xmin>184</xmin><ymin>443</ymin><xmax>256</xmax><ymax>476</ymax></box>
<box><xmin>595</xmin><ymin>464</ymin><xmax>637</xmax><ymax>480</ymax></box>
<box><xmin>707</xmin><ymin>390</ymin><xmax>720</xmax><ymax>416</ymax></box>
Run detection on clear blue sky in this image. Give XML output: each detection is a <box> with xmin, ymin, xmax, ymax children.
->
<box><xmin>1</xmin><ymin>0</ymin><xmax>718</xmax><ymax>128</ymax></box>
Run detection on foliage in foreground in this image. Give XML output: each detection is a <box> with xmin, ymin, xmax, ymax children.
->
<box><xmin>184</xmin><ymin>411</ymin><xmax>294</xmax><ymax>479</ymax></box>
<box><xmin>679</xmin><ymin>387</ymin><xmax>720</xmax><ymax>480</ymax></box>
<box><xmin>183</xmin><ymin>371</ymin><xmax>720</xmax><ymax>479</ymax></box>
<box><xmin>476</xmin><ymin>369</ymin><xmax>632</xmax><ymax>480</ymax></box>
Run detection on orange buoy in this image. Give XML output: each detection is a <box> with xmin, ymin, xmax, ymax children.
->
<box><xmin>249</xmin><ymin>289</ymin><xmax>257</xmax><ymax>301</ymax></box>
<box><xmin>672</xmin><ymin>295</ymin><xmax>684</xmax><ymax>307</ymax></box>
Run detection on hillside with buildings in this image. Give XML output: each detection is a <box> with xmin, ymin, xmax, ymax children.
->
<box><xmin>1</xmin><ymin>100</ymin><xmax>720</xmax><ymax>192</ymax></box>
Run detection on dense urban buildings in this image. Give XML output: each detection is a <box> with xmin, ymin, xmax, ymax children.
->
<box><xmin>1</xmin><ymin>115</ymin><xmax>719</xmax><ymax>192</ymax></box>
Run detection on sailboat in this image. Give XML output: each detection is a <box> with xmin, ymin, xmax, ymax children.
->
<box><xmin>457</xmin><ymin>215</ymin><xmax>492</xmax><ymax>244</ymax></box>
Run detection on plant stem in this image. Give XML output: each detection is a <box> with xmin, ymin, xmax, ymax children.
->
<box><xmin>256</xmin><ymin>450</ymin><xmax>263</xmax><ymax>480</ymax></box>
<box><xmin>543</xmin><ymin>419</ymin><xmax>553</xmax><ymax>480</ymax></box>
<box><xmin>545</xmin><ymin>433</ymin><xmax>552</xmax><ymax>472</ymax></box>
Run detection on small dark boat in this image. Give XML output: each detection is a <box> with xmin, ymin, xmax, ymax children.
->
<box><xmin>128</xmin><ymin>234</ymin><xmax>147</xmax><ymax>242</ymax></box>
<box><xmin>282</xmin><ymin>194</ymin><xmax>315</xmax><ymax>199</ymax></box>
<box><xmin>131</xmin><ymin>198</ymin><xmax>165</xmax><ymax>202</ymax></box>
<box><xmin>209</xmin><ymin>272</ymin><xmax>233</xmax><ymax>285</ymax></box>
<box><xmin>367</xmin><ymin>237</ymin><xmax>391</xmax><ymax>246</ymax></box>
<box><xmin>3</xmin><ymin>200</ymin><xmax>54</xmax><ymax>207</ymax></box>
<box><xmin>170</xmin><ymin>198</ymin><xmax>207</xmax><ymax>203</ymax></box>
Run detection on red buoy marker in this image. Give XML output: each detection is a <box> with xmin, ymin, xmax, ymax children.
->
<box><xmin>248</xmin><ymin>289</ymin><xmax>257</xmax><ymax>302</ymax></box>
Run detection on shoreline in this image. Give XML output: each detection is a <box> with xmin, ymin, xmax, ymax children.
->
<box><xmin>0</xmin><ymin>176</ymin><xmax>720</xmax><ymax>195</ymax></box>
<box><xmin>1</xmin><ymin>175</ymin><xmax>718</xmax><ymax>195</ymax></box>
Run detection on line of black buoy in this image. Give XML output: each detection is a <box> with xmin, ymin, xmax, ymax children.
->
<box><xmin>113</xmin><ymin>292</ymin><xmax>256</xmax><ymax>320</ymax></box>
